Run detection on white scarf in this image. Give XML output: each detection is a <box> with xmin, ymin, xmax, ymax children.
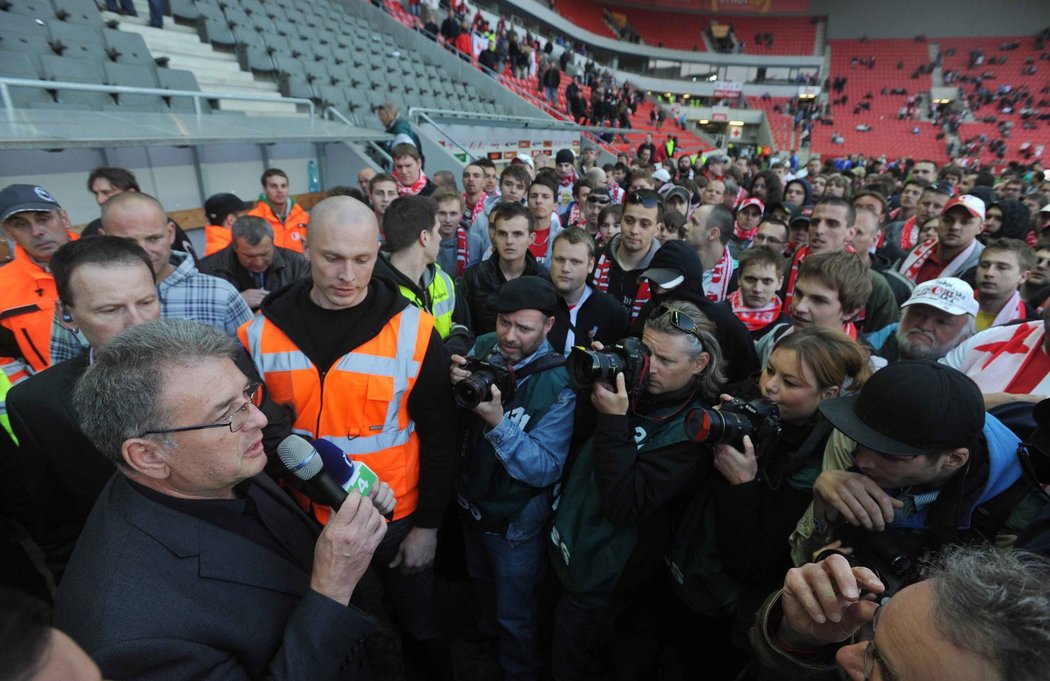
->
<box><xmin>703</xmin><ymin>248</ymin><xmax>734</xmax><ymax>303</ymax></box>
<box><xmin>898</xmin><ymin>238</ymin><xmax>978</xmax><ymax>283</ymax></box>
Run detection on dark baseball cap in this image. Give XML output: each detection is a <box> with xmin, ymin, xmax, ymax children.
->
<box><xmin>205</xmin><ymin>193</ymin><xmax>254</xmax><ymax>225</ymax></box>
<box><xmin>641</xmin><ymin>240</ymin><xmax>701</xmax><ymax>291</ymax></box>
<box><xmin>490</xmin><ymin>276</ymin><xmax>558</xmax><ymax>316</ymax></box>
<box><xmin>0</xmin><ymin>184</ymin><xmax>61</xmax><ymax>222</ymax></box>
<box><xmin>819</xmin><ymin>361</ymin><xmax>985</xmax><ymax>457</ymax></box>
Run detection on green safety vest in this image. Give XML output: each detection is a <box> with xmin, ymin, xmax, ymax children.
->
<box><xmin>549</xmin><ymin>400</ymin><xmax>699</xmax><ymax>607</ymax></box>
<box><xmin>399</xmin><ymin>264</ymin><xmax>457</xmax><ymax>339</ymax></box>
<box><xmin>0</xmin><ymin>369</ymin><xmax>15</xmax><ymax>442</ymax></box>
<box><xmin>456</xmin><ymin>333</ymin><xmax>569</xmax><ymax>529</ymax></box>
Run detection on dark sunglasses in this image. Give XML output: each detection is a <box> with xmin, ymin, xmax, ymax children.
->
<box><xmin>586</xmin><ymin>195</ymin><xmax>611</xmax><ymax>204</ymax></box>
<box><xmin>653</xmin><ymin>305</ymin><xmax>703</xmax><ymax>345</ymax></box>
<box><xmin>627</xmin><ymin>191</ymin><xmax>661</xmax><ymax>209</ymax></box>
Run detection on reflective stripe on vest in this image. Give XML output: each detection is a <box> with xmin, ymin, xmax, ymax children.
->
<box><xmin>241</xmin><ymin>304</ymin><xmax>431</xmax><ymax>521</ymax></box>
<box><xmin>399</xmin><ymin>267</ymin><xmax>456</xmax><ymax>339</ymax></box>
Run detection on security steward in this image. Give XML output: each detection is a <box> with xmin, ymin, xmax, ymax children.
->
<box><xmin>450</xmin><ymin>276</ymin><xmax>576</xmax><ymax>681</ymax></box>
<box><xmin>0</xmin><ymin>185</ymin><xmax>76</xmax><ymax>384</ymax></box>
<box><xmin>238</xmin><ymin>196</ymin><xmax>457</xmax><ymax>678</ymax></box>
<box><xmin>373</xmin><ymin>195</ymin><xmax>474</xmax><ymax>356</ymax></box>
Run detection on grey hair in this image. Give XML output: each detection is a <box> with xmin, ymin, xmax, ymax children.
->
<box><xmin>644</xmin><ymin>301</ymin><xmax>726</xmax><ymax>401</ymax></box>
<box><xmin>73</xmin><ymin>319</ymin><xmax>240</xmax><ymax>468</ymax></box>
<box><xmin>926</xmin><ymin>545</ymin><xmax>1050</xmax><ymax>681</ymax></box>
<box><xmin>231</xmin><ymin>215</ymin><xmax>274</xmax><ymax>246</ymax></box>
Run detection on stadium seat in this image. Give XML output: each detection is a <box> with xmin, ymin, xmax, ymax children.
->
<box><xmin>39</xmin><ymin>53</ymin><xmax>117</xmax><ymax>109</ymax></box>
<box><xmin>104</xmin><ymin>62</ymin><xmax>167</xmax><ymax>111</ymax></box>
<box><xmin>51</xmin><ymin>0</ymin><xmax>104</xmax><ymax>26</ymax></box>
<box><xmin>157</xmin><ymin>67</ymin><xmax>211</xmax><ymax>112</ymax></box>
<box><xmin>0</xmin><ymin>49</ymin><xmax>54</xmax><ymax>107</ymax></box>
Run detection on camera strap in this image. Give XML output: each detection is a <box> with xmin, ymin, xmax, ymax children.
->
<box><xmin>512</xmin><ymin>354</ymin><xmax>567</xmax><ymax>381</ymax></box>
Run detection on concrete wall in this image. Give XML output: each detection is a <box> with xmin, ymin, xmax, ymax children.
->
<box><xmin>811</xmin><ymin>0</ymin><xmax>1045</xmax><ymax>40</ymax></box>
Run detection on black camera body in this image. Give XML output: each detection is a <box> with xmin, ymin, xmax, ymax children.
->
<box><xmin>453</xmin><ymin>358</ymin><xmax>516</xmax><ymax>409</ymax></box>
<box><xmin>566</xmin><ymin>337</ymin><xmax>651</xmax><ymax>393</ymax></box>
<box><xmin>685</xmin><ymin>397</ymin><xmax>782</xmax><ymax>449</ymax></box>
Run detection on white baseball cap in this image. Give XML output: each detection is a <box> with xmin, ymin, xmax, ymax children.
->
<box><xmin>902</xmin><ymin>277</ymin><xmax>979</xmax><ymax>317</ymax></box>
<box><xmin>942</xmin><ymin>194</ymin><xmax>986</xmax><ymax>220</ymax></box>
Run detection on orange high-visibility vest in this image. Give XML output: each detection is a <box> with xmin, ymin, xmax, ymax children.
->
<box><xmin>239</xmin><ymin>304</ymin><xmax>432</xmax><ymax>523</ymax></box>
<box><xmin>0</xmin><ymin>238</ymin><xmax>76</xmax><ymax>375</ymax></box>
<box><xmin>246</xmin><ymin>200</ymin><xmax>309</xmax><ymax>253</ymax></box>
<box><xmin>203</xmin><ymin>224</ymin><xmax>232</xmax><ymax>256</ymax></box>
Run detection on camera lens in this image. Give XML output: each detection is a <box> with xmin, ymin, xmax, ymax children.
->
<box><xmin>685</xmin><ymin>408</ymin><xmax>754</xmax><ymax>444</ymax></box>
<box><xmin>454</xmin><ymin>374</ymin><xmax>492</xmax><ymax>409</ymax></box>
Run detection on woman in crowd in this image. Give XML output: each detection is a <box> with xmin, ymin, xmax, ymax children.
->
<box><xmin>747</xmin><ymin>170</ymin><xmax>784</xmax><ymax>210</ymax></box>
<box><xmin>668</xmin><ymin>327</ymin><xmax>872</xmax><ymax>672</ymax></box>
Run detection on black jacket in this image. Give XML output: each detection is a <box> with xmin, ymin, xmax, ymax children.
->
<box><xmin>458</xmin><ymin>254</ymin><xmax>549</xmax><ymax>336</ymax></box>
<box><xmin>6</xmin><ymin>349</ymin><xmax>292</xmax><ymax>580</ymax></box>
<box><xmin>198</xmin><ymin>245</ymin><xmax>310</xmax><ymax>302</ymax></box>
<box><xmin>549</xmin><ymin>286</ymin><xmax>630</xmax><ymax>355</ymax></box>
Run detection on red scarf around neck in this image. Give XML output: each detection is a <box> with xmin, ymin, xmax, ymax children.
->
<box><xmin>733</xmin><ymin>220</ymin><xmax>758</xmax><ymax>243</ymax></box>
<box><xmin>729</xmin><ymin>290</ymin><xmax>783</xmax><ymax>331</ymax></box>
<box><xmin>398</xmin><ymin>170</ymin><xmax>429</xmax><ymax>196</ymax></box>
<box><xmin>704</xmin><ymin>248</ymin><xmax>734</xmax><ymax>302</ymax></box>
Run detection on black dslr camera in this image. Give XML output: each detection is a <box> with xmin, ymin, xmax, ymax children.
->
<box><xmin>684</xmin><ymin>397</ymin><xmax>782</xmax><ymax>449</ymax></box>
<box><xmin>566</xmin><ymin>337</ymin><xmax>651</xmax><ymax>394</ymax></box>
<box><xmin>453</xmin><ymin>358</ymin><xmax>516</xmax><ymax>409</ymax></box>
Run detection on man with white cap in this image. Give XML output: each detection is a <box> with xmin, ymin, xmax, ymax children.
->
<box><xmin>0</xmin><ymin>184</ymin><xmax>75</xmax><ymax>383</ymax></box>
<box><xmin>865</xmin><ymin>277</ymin><xmax>978</xmax><ymax>363</ymax></box>
<box><xmin>898</xmin><ymin>194</ymin><xmax>986</xmax><ymax>285</ymax></box>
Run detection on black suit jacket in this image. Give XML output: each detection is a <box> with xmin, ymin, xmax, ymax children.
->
<box><xmin>55</xmin><ymin>474</ymin><xmax>373</xmax><ymax>680</ymax></box>
<box><xmin>6</xmin><ymin>351</ymin><xmax>110</xmax><ymax>578</ymax></box>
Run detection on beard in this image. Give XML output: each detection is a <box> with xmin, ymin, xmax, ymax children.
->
<box><xmin>895</xmin><ymin>326</ymin><xmax>956</xmax><ymax>361</ymax></box>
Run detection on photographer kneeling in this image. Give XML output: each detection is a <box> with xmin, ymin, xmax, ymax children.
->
<box><xmin>668</xmin><ymin>327</ymin><xmax>872</xmax><ymax>672</ymax></box>
<box><xmin>449</xmin><ymin>276</ymin><xmax>576</xmax><ymax>681</ymax></box>
<box><xmin>549</xmin><ymin>301</ymin><xmax>725</xmax><ymax>680</ymax></box>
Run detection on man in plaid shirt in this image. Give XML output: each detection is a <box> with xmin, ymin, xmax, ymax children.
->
<box><xmin>50</xmin><ymin>192</ymin><xmax>251</xmax><ymax>364</ymax></box>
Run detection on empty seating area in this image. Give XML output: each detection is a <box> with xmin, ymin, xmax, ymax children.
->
<box><xmin>613</xmin><ymin>8</ymin><xmax>706</xmax><ymax>52</ymax></box>
<box><xmin>937</xmin><ymin>35</ymin><xmax>1049</xmax><ymax>164</ymax></box>
<box><xmin>1</xmin><ymin>0</ymin><xmax>204</xmax><ymax>111</ymax></box>
<box><xmin>611</xmin><ymin>9</ymin><xmax>816</xmax><ymax>55</ymax></box>
<box><xmin>554</xmin><ymin>0</ymin><xmax>617</xmax><ymax>39</ymax></box>
<box><xmin>807</xmin><ymin>39</ymin><xmax>946</xmax><ymax>160</ymax></box>
<box><xmin>746</xmin><ymin>96</ymin><xmax>794</xmax><ymax>151</ymax></box>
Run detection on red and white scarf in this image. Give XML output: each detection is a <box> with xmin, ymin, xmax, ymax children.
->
<box><xmin>985</xmin><ymin>289</ymin><xmax>1028</xmax><ymax>328</ymax></box>
<box><xmin>591</xmin><ymin>252</ymin><xmax>651</xmax><ymax>321</ymax></box>
<box><xmin>733</xmin><ymin>220</ymin><xmax>759</xmax><ymax>244</ymax></box>
<box><xmin>455</xmin><ymin>226</ymin><xmax>470</xmax><ymax>277</ymax></box>
<box><xmin>951</xmin><ymin>320</ymin><xmax>1050</xmax><ymax>395</ymax></box>
<box><xmin>558</xmin><ymin>169</ymin><xmax>578</xmax><ymax>188</ymax></box>
<box><xmin>566</xmin><ymin>202</ymin><xmax>584</xmax><ymax>228</ymax></box>
<box><xmin>609</xmin><ymin>181</ymin><xmax>625</xmax><ymax>205</ymax></box>
<box><xmin>899</xmin><ymin>238</ymin><xmax>978</xmax><ymax>283</ymax></box>
<box><xmin>899</xmin><ymin>215</ymin><xmax>920</xmax><ymax>251</ymax></box>
<box><xmin>703</xmin><ymin>248</ymin><xmax>734</xmax><ymax>302</ymax></box>
<box><xmin>398</xmin><ymin>170</ymin><xmax>429</xmax><ymax>196</ymax></box>
<box><xmin>464</xmin><ymin>192</ymin><xmax>488</xmax><ymax>223</ymax></box>
<box><xmin>729</xmin><ymin>290</ymin><xmax>783</xmax><ymax>332</ymax></box>
<box><xmin>783</xmin><ymin>245</ymin><xmax>810</xmax><ymax>309</ymax></box>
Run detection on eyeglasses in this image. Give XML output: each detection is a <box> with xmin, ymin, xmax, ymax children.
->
<box><xmin>626</xmin><ymin>191</ymin><xmax>661</xmax><ymax>209</ymax></box>
<box><xmin>139</xmin><ymin>382</ymin><xmax>263</xmax><ymax>437</ymax></box>
<box><xmin>753</xmin><ymin>234</ymin><xmax>785</xmax><ymax>246</ymax></box>
<box><xmin>654</xmin><ymin>305</ymin><xmax>703</xmax><ymax>345</ymax></box>
<box><xmin>861</xmin><ymin>606</ymin><xmax>898</xmax><ymax>681</ymax></box>
<box><xmin>586</xmin><ymin>195</ymin><xmax>611</xmax><ymax>204</ymax></box>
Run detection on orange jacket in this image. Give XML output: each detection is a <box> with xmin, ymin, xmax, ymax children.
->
<box><xmin>239</xmin><ymin>304</ymin><xmax>432</xmax><ymax>523</ymax></box>
<box><xmin>0</xmin><ymin>239</ymin><xmax>75</xmax><ymax>378</ymax></box>
<box><xmin>246</xmin><ymin>199</ymin><xmax>309</xmax><ymax>253</ymax></box>
<box><xmin>204</xmin><ymin>224</ymin><xmax>232</xmax><ymax>256</ymax></box>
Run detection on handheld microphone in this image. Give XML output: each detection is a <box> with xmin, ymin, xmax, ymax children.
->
<box><xmin>276</xmin><ymin>435</ymin><xmax>349</xmax><ymax>510</ymax></box>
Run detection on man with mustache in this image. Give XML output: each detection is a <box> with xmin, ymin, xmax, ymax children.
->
<box><xmin>865</xmin><ymin>278</ymin><xmax>978</xmax><ymax>363</ymax></box>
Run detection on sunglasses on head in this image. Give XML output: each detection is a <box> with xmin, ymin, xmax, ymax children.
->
<box><xmin>627</xmin><ymin>192</ymin><xmax>661</xmax><ymax>209</ymax></box>
<box><xmin>654</xmin><ymin>305</ymin><xmax>703</xmax><ymax>345</ymax></box>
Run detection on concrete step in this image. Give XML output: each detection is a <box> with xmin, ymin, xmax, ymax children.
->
<box><xmin>102</xmin><ymin>0</ymin><xmax>298</xmax><ymax>115</ymax></box>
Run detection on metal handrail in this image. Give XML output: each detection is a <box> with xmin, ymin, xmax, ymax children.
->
<box><xmin>0</xmin><ymin>77</ymin><xmax>315</xmax><ymax>118</ymax></box>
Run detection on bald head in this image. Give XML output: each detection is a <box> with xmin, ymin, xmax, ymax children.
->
<box><xmin>100</xmin><ymin>191</ymin><xmax>165</xmax><ymax>228</ymax></box>
<box><xmin>99</xmin><ymin>192</ymin><xmax>175</xmax><ymax>279</ymax></box>
<box><xmin>306</xmin><ymin>197</ymin><xmax>380</xmax><ymax>309</ymax></box>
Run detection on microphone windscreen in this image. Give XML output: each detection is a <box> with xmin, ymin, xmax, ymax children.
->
<box><xmin>276</xmin><ymin>435</ymin><xmax>324</xmax><ymax>481</ymax></box>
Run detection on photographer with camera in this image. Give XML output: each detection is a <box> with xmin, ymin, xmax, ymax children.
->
<box><xmin>668</xmin><ymin>327</ymin><xmax>873</xmax><ymax>670</ymax></box>
<box><xmin>789</xmin><ymin>361</ymin><xmax>1047</xmax><ymax>596</ymax></box>
<box><xmin>449</xmin><ymin>276</ymin><xmax>575</xmax><ymax>681</ymax></box>
<box><xmin>549</xmin><ymin>301</ymin><xmax>725</xmax><ymax>680</ymax></box>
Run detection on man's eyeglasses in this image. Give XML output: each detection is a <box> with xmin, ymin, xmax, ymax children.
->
<box><xmin>139</xmin><ymin>382</ymin><xmax>263</xmax><ymax>437</ymax></box>
<box><xmin>754</xmin><ymin>234</ymin><xmax>785</xmax><ymax>246</ymax></box>
<box><xmin>654</xmin><ymin>305</ymin><xmax>703</xmax><ymax>345</ymax></box>
<box><xmin>586</xmin><ymin>195</ymin><xmax>611</xmax><ymax>204</ymax></box>
<box><xmin>861</xmin><ymin>606</ymin><xmax>897</xmax><ymax>681</ymax></box>
<box><xmin>626</xmin><ymin>191</ymin><xmax>661</xmax><ymax>209</ymax></box>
